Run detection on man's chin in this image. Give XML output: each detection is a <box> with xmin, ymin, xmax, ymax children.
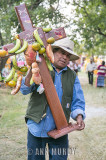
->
<box><xmin>57</xmin><ymin>64</ymin><xmax>66</xmax><ymax>69</ymax></box>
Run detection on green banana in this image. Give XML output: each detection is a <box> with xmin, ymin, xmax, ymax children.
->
<box><xmin>15</xmin><ymin>40</ymin><xmax>28</xmax><ymax>54</ymax></box>
<box><xmin>4</xmin><ymin>67</ymin><xmax>15</xmax><ymax>82</ymax></box>
<box><xmin>13</xmin><ymin>72</ymin><xmax>18</xmax><ymax>82</ymax></box>
<box><xmin>0</xmin><ymin>73</ymin><xmax>2</xmax><ymax>81</ymax></box>
<box><xmin>45</xmin><ymin>58</ymin><xmax>53</xmax><ymax>71</ymax></box>
<box><xmin>12</xmin><ymin>55</ymin><xmax>20</xmax><ymax>70</ymax></box>
<box><xmin>8</xmin><ymin>39</ymin><xmax>21</xmax><ymax>53</ymax></box>
<box><xmin>43</xmin><ymin>28</ymin><xmax>52</xmax><ymax>32</ymax></box>
<box><xmin>33</xmin><ymin>29</ymin><xmax>44</xmax><ymax>46</ymax></box>
<box><xmin>30</xmin><ymin>77</ymin><xmax>34</xmax><ymax>85</ymax></box>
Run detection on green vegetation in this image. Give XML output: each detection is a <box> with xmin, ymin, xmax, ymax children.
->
<box><xmin>71</xmin><ymin>0</ymin><xmax>106</xmax><ymax>56</ymax></box>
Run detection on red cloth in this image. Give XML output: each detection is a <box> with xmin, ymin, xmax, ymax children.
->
<box><xmin>97</xmin><ymin>65</ymin><xmax>106</xmax><ymax>76</ymax></box>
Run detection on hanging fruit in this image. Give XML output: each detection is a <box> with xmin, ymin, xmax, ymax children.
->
<box><xmin>32</xmin><ymin>42</ymin><xmax>41</xmax><ymax>51</ymax></box>
<box><xmin>38</xmin><ymin>47</ymin><xmax>46</xmax><ymax>54</ymax></box>
<box><xmin>7</xmin><ymin>80</ymin><xmax>16</xmax><ymax>87</ymax></box>
<box><xmin>33</xmin><ymin>29</ymin><xmax>44</xmax><ymax>46</ymax></box>
<box><xmin>47</xmin><ymin>37</ymin><xmax>55</xmax><ymax>44</ymax></box>
<box><xmin>19</xmin><ymin>66</ymin><xmax>28</xmax><ymax>72</ymax></box>
<box><xmin>8</xmin><ymin>39</ymin><xmax>21</xmax><ymax>54</ymax></box>
<box><xmin>0</xmin><ymin>50</ymin><xmax>8</xmax><ymax>57</ymax></box>
<box><xmin>42</xmin><ymin>28</ymin><xmax>52</xmax><ymax>32</ymax></box>
<box><xmin>15</xmin><ymin>40</ymin><xmax>28</xmax><ymax>54</ymax></box>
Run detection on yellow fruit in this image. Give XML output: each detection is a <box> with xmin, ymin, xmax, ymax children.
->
<box><xmin>0</xmin><ymin>50</ymin><xmax>7</xmax><ymax>57</ymax></box>
<box><xmin>32</xmin><ymin>42</ymin><xmax>41</xmax><ymax>51</ymax></box>
<box><xmin>7</xmin><ymin>80</ymin><xmax>16</xmax><ymax>87</ymax></box>
<box><xmin>14</xmin><ymin>34</ymin><xmax>19</xmax><ymax>40</ymax></box>
<box><xmin>39</xmin><ymin>47</ymin><xmax>46</xmax><ymax>54</ymax></box>
<box><xmin>47</xmin><ymin>37</ymin><xmax>55</xmax><ymax>44</ymax></box>
<box><xmin>8</xmin><ymin>39</ymin><xmax>21</xmax><ymax>54</ymax></box>
<box><xmin>20</xmin><ymin>66</ymin><xmax>28</xmax><ymax>72</ymax></box>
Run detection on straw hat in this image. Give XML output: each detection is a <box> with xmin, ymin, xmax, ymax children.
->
<box><xmin>52</xmin><ymin>37</ymin><xmax>79</xmax><ymax>61</ymax></box>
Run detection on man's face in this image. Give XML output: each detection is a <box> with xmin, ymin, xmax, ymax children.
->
<box><xmin>53</xmin><ymin>48</ymin><xmax>71</xmax><ymax>71</ymax></box>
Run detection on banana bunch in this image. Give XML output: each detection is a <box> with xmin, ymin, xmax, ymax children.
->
<box><xmin>15</xmin><ymin>40</ymin><xmax>28</xmax><ymax>54</ymax></box>
<box><xmin>8</xmin><ymin>38</ymin><xmax>28</xmax><ymax>54</ymax></box>
<box><xmin>4</xmin><ymin>67</ymin><xmax>15</xmax><ymax>82</ymax></box>
<box><xmin>12</xmin><ymin>55</ymin><xmax>20</xmax><ymax>70</ymax></box>
<box><xmin>8</xmin><ymin>39</ymin><xmax>21</xmax><ymax>54</ymax></box>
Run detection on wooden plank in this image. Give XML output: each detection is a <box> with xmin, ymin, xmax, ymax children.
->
<box><xmin>15</xmin><ymin>3</ymin><xmax>33</xmax><ymax>31</ymax></box>
<box><xmin>39</xmin><ymin>55</ymin><xmax>68</xmax><ymax>129</ymax></box>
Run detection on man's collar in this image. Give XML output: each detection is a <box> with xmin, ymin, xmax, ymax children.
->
<box><xmin>52</xmin><ymin>64</ymin><xmax>67</xmax><ymax>73</ymax></box>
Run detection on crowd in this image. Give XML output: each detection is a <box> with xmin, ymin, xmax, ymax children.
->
<box><xmin>68</xmin><ymin>58</ymin><xmax>106</xmax><ymax>88</ymax></box>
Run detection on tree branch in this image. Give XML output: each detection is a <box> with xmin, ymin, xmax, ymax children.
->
<box><xmin>81</xmin><ymin>27</ymin><xmax>106</xmax><ymax>37</ymax></box>
<box><xmin>97</xmin><ymin>27</ymin><xmax>106</xmax><ymax>37</ymax></box>
<box><xmin>30</xmin><ymin>0</ymin><xmax>44</xmax><ymax>10</ymax></box>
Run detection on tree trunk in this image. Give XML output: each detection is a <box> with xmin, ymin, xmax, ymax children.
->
<box><xmin>0</xmin><ymin>57</ymin><xmax>8</xmax><ymax>72</ymax></box>
<box><xmin>0</xmin><ymin>30</ymin><xmax>4</xmax><ymax>46</ymax></box>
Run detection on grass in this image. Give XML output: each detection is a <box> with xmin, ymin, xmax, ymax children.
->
<box><xmin>78</xmin><ymin>72</ymin><xmax>106</xmax><ymax>108</ymax></box>
<box><xmin>0</xmin><ymin>87</ymin><xmax>28</xmax><ymax>160</ymax></box>
<box><xmin>0</xmin><ymin>72</ymin><xmax>106</xmax><ymax>160</ymax></box>
<box><xmin>68</xmin><ymin>116</ymin><xmax>106</xmax><ymax>160</ymax></box>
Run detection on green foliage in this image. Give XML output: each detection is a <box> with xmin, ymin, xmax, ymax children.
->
<box><xmin>70</xmin><ymin>0</ymin><xmax>106</xmax><ymax>55</ymax></box>
<box><xmin>0</xmin><ymin>0</ymin><xmax>66</xmax><ymax>46</ymax></box>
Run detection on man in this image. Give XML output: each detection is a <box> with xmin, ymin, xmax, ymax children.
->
<box><xmin>20</xmin><ymin>37</ymin><xmax>85</xmax><ymax>160</ymax></box>
<box><xmin>86</xmin><ymin>57</ymin><xmax>96</xmax><ymax>85</ymax></box>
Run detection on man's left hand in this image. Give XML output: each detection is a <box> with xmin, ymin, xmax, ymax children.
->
<box><xmin>76</xmin><ymin>114</ymin><xmax>85</xmax><ymax>130</ymax></box>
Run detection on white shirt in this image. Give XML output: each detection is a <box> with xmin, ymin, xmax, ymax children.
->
<box><xmin>86</xmin><ymin>62</ymin><xmax>97</xmax><ymax>72</ymax></box>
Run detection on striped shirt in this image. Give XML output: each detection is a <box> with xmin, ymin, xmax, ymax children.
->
<box><xmin>97</xmin><ymin>65</ymin><xmax>106</xmax><ymax>76</ymax></box>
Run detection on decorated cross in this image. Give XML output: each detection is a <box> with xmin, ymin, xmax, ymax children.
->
<box><xmin>1</xmin><ymin>3</ymin><xmax>80</xmax><ymax>139</ymax></box>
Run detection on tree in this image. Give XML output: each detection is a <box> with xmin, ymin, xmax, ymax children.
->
<box><xmin>69</xmin><ymin>0</ymin><xmax>106</xmax><ymax>55</ymax></box>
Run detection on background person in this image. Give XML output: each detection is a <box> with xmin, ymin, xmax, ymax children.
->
<box><xmin>20</xmin><ymin>37</ymin><xmax>86</xmax><ymax>160</ymax></box>
<box><xmin>86</xmin><ymin>57</ymin><xmax>97</xmax><ymax>85</ymax></box>
<box><xmin>96</xmin><ymin>61</ymin><xmax>106</xmax><ymax>87</ymax></box>
<box><xmin>68</xmin><ymin>60</ymin><xmax>79</xmax><ymax>75</ymax></box>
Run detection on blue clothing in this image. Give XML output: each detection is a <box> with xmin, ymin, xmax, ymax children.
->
<box><xmin>20</xmin><ymin>66</ymin><xmax>85</xmax><ymax>137</ymax></box>
<box><xmin>97</xmin><ymin>76</ymin><xmax>105</xmax><ymax>87</ymax></box>
<box><xmin>27</xmin><ymin>130</ymin><xmax>68</xmax><ymax>160</ymax></box>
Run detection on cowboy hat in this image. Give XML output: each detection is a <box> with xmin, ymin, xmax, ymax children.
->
<box><xmin>51</xmin><ymin>37</ymin><xmax>79</xmax><ymax>61</ymax></box>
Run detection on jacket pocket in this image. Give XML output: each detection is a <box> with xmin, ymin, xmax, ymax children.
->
<box><xmin>62</xmin><ymin>96</ymin><xmax>71</xmax><ymax>122</ymax></box>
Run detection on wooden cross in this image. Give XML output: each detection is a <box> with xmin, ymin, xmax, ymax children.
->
<box><xmin>2</xmin><ymin>3</ymin><xmax>80</xmax><ymax>139</ymax></box>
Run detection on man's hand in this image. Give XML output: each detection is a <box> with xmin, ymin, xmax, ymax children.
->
<box><xmin>76</xmin><ymin>114</ymin><xmax>85</xmax><ymax>131</ymax></box>
<box><xmin>25</xmin><ymin>66</ymin><xmax>32</xmax><ymax>87</ymax></box>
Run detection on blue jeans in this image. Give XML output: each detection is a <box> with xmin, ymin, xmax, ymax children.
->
<box><xmin>27</xmin><ymin>130</ymin><xmax>69</xmax><ymax>160</ymax></box>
